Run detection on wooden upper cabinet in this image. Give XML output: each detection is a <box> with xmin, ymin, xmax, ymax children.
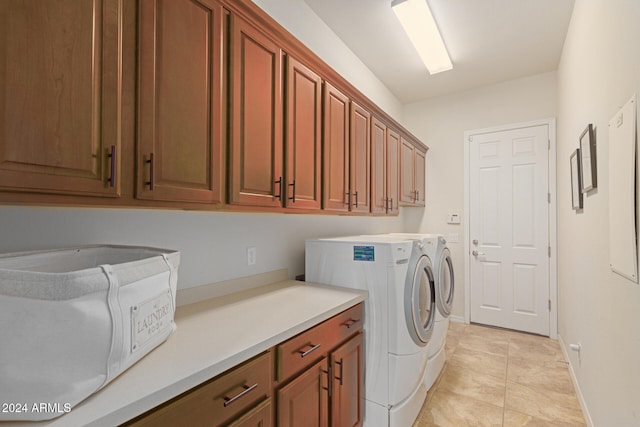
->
<box><xmin>371</xmin><ymin>119</ymin><xmax>400</xmax><ymax>216</ymax></box>
<box><xmin>229</xmin><ymin>16</ymin><xmax>283</xmax><ymax>207</ymax></box>
<box><xmin>137</xmin><ymin>0</ymin><xmax>224</xmax><ymax>203</ymax></box>
<box><xmin>349</xmin><ymin>102</ymin><xmax>371</xmax><ymax>213</ymax></box>
<box><xmin>285</xmin><ymin>57</ymin><xmax>322</xmax><ymax>210</ymax></box>
<box><xmin>400</xmin><ymin>137</ymin><xmax>427</xmax><ymax>206</ymax></box>
<box><xmin>386</xmin><ymin>128</ymin><xmax>400</xmax><ymax>214</ymax></box>
<box><xmin>371</xmin><ymin>118</ymin><xmax>387</xmax><ymax>215</ymax></box>
<box><xmin>322</xmin><ymin>83</ymin><xmax>350</xmax><ymax>212</ymax></box>
<box><xmin>415</xmin><ymin>147</ymin><xmax>426</xmax><ymax>206</ymax></box>
<box><xmin>0</xmin><ymin>0</ymin><xmax>122</xmax><ymax>197</ymax></box>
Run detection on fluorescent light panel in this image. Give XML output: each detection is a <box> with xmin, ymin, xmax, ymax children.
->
<box><xmin>392</xmin><ymin>0</ymin><xmax>452</xmax><ymax>74</ymax></box>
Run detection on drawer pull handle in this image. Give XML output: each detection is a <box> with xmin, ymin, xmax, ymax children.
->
<box><xmin>299</xmin><ymin>343</ymin><xmax>321</xmax><ymax>358</ymax></box>
<box><xmin>223</xmin><ymin>383</ymin><xmax>258</xmax><ymax>408</ymax></box>
<box><xmin>343</xmin><ymin>318</ymin><xmax>361</xmax><ymax>329</ymax></box>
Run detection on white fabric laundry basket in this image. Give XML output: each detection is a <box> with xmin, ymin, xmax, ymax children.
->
<box><xmin>0</xmin><ymin>245</ymin><xmax>180</xmax><ymax>421</ymax></box>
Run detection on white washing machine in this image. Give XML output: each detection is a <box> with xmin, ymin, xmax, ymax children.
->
<box><xmin>305</xmin><ymin>236</ymin><xmax>436</xmax><ymax>427</ymax></box>
<box><xmin>380</xmin><ymin>234</ymin><xmax>455</xmax><ymax>390</ymax></box>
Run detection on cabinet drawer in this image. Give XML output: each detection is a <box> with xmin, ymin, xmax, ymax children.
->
<box><xmin>277</xmin><ymin>303</ymin><xmax>363</xmax><ymax>382</ymax></box>
<box><xmin>125</xmin><ymin>351</ymin><xmax>272</xmax><ymax>427</ymax></box>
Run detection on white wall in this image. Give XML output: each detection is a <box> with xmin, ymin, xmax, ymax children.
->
<box><xmin>0</xmin><ymin>1</ymin><xmax>410</xmax><ymax>291</ymax></box>
<box><xmin>251</xmin><ymin>0</ymin><xmax>403</xmax><ymax>121</ymax></box>
<box><xmin>0</xmin><ymin>206</ymin><xmax>406</xmax><ymax>289</ymax></box>
<box><xmin>556</xmin><ymin>1</ymin><xmax>640</xmax><ymax>425</ymax></box>
<box><xmin>402</xmin><ymin>72</ymin><xmax>558</xmax><ymax>318</ymax></box>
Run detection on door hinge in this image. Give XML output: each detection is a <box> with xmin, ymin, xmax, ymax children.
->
<box><xmin>548</xmin><ymin>246</ymin><xmax>551</xmax><ymax>257</ymax></box>
<box><xmin>548</xmin><ymin>299</ymin><xmax>551</xmax><ymax>311</ymax></box>
<box><xmin>548</xmin><ymin>192</ymin><xmax>551</xmax><ymax>203</ymax></box>
<box><xmin>548</xmin><ymin>139</ymin><xmax>551</xmax><ymax>150</ymax></box>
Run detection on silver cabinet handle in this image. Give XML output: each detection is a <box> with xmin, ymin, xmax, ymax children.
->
<box><xmin>472</xmin><ymin>250</ymin><xmax>485</xmax><ymax>256</ymax></box>
<box><xmin>223</xmin><ymin>383</ymin><xmax>258</xmax><ymax>407</ymax></box>
<box><xmin>299</xmin><ymin>343</ymin><xmax>321</xmax><ymax>358</ymax></box>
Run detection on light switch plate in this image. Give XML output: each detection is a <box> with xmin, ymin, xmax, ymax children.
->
<box><xmin>447</xmin><ymin>213</ymin><xmax>461</xmax><ymax>224</ymax></box>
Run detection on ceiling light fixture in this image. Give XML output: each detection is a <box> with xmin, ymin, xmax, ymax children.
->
<box><xmin>391</xmin><ymin>0</ymin><xmax>452</xmax><ymax>74</ymax></box>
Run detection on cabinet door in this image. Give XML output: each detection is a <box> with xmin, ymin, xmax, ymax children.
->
<box><xmin>230</xmin><ymin>17</ymin><xmax>283</xmax><ymax>207</ymax></box>
<box><xmin>386</xmin><ymin>129</ymin><xmax>400</xmax><ymax>215</ymax></box>
<box><xmin>330</xmin><ymin>333</ymin><xmax>364</xmax><ymax>427</ymax></box>
<box><xmin>322</xmin><ymin>82</ymin><xmax>350</xmax><ymax>212</ymax></box>
<box><xmin>415</xmin><ymin>147</ymin><xmax>426</xmax><ymax>206</ymax></box>
<box><xmin>349</xmin><ymin>102</ymin><xmax>371</xmax><ymax>213</ymax></box>
<box><xmin>137</xmin><ymin>0</ymin><xmax>224</xmax><ymax>203</ymax></box>
<box><xmin>0</xmin><ymin>0</ymin><xmax>121</xmax><ymax>197</ymax></box>
<box><xmin>400</xmin><ymin>137</ymin><xmax>416</xmax><ymax>204</ymax></box>
<box><xmin>370</xmin><ymin>118</ymin><xmax>387</xmax><ymax>215</ymax></box>
<box><xmin>285</xmin><ymin>57</ymin><xmax>322</xmax><ymax>210</ymax></box>
<box><xmin>228</xmin><ymin>399</ymin><xmax>273</xmax><ymax>427</ymax></box>
<box><xmin>277</xmin><ymin>358</ymin><xmax>329</xmax><ymax>427</ymax></box>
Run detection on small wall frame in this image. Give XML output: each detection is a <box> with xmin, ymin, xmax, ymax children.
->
<box><xmin>570</xmin><ymin>148</ymin><xmax>583</xmax><ymax>210</ymax></box>
<box><xmin>579</xmin><ymin>124</ymin><xmax>597</xmax><ymax>192</ymax></box>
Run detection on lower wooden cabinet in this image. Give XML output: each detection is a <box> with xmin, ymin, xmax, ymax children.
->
<box><xmin>122</xmin><ymin>351</ymin><xmax>272</xmax><ymax>427</ymax></box>
<box><xmin>277</xmin><ymin>358</ymin><xmax>329</xmax><ymax>427</ymax></box>
<box><xmin>330</xmin><ymin>333</ymin><xmax>364</xmax><ymax>427</ymax></box>
<box><xmin>229</xmin><ymin>399</ymin><xmax>273</xmax><ymax>427</ymax></box>
<box><xmin>121</xmin><ymin>303</ymin><xmax>363</xmax><ymax>427</ymax></box>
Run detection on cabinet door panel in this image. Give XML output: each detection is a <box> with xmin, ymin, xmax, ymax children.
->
<box><xmin>137</xmin><ymin>0</ymin><xmax>223</xmax><ymax>203</ymax></box>
<box><xmin>230</xmin><ymin>17</ymin><xmax>283</xmax><ymax>207</ymax></box>
<box><xmin>415</xmin><ymin>148</ymin><xmax>426</xmax><ymax>206</ymax></box>
<box><xmin>331</xmin><ymin>333</ymin><xmax>364</xmax><ymax>427</ymax></box>
<box><xmin>277</xmin><ymin>358</ymin><xmax>329</xmax><ymax>427</ymax></box>
<box><xmin>400</xmin><ymin>137</ymin><xmax>416</xmax><ymax>204</ymax></box>
<box><xmin>322</xmin><ymin>83</ymin><xmax>349</xmax><ymax>212</ymax></box>
<box><xmin>386</xmin><ymin>129</ymin><xmax>400</xmax><ymax>215</ymax></box>
<box><xmin>371</xmin><ymin>118</ymin><xmax>387</xmax><ymax>215</ymax></box>
<box><xmin>350</xmin><ymin>102</ymin><xmax>371</xmax><ymax>213</ymax></box>
<box><xmin>228</xmin><ymin>398</ymin><xmax>273</xmax><ymax>427</ymax></box>
<box><xmin>285</xmin><ymin>57</ymin><xmax>321</xmax><ymax>210</ymax></box>
<box><xmin>0</xmin><ymin>0</ymin><xmax>121</xmax><ymax>196</ymax></box>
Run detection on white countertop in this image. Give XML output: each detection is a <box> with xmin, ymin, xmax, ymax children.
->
<box><xmin>1</xmin><ymin>280</ymin><xmax>366</xmax><ymax>427</ymax></box>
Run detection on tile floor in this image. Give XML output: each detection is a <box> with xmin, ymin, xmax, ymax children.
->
<box><xmin>413</xmin><ymin>322</ymin><xmax>587</xmax><ymax>426</ymax></box>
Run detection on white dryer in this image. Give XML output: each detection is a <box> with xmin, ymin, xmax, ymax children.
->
<box><xmin>383</xmin><ymin>233</ymin><xmax>454</xmax><ymax>390</ymax></box>
<box><xmin>305</xmin><ymin>236</ymin><xmax>436</xmax><ymax>427</ymax></box>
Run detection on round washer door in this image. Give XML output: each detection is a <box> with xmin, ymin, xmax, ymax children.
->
<box><xmin>405</xmin><ymin>254</ymin><xmax>436</xmax><ymax>346</ymax></box>
<box><xmin>436</xmin><ymin>248</ymin><xmax>455</xmax><ymax>317</ymax></box>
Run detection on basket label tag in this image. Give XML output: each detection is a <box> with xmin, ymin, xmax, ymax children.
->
<box><xmin>131</xmin><ymin>291</ymin><xmax>173</xmax><ymax>352</ymax></box>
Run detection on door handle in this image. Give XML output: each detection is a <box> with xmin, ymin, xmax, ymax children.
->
<box><xmin>472</xmin><ymin>250</ymin><xmax>485</xmax><ymax>256</ymax></box>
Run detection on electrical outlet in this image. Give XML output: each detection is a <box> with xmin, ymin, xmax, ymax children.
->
<box><xmin>247</xmin><ymin>247</ymin><xmax>257</xmax><ymax>266</ymax></box>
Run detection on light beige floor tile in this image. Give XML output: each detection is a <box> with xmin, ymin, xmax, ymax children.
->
<box><xmin>448</xmin><ymin>345</ymin><xmax>508</xmax><ymax>380</ymax></box>
<box><xmin>447</xmin><ymin>321</ymin><xmax>469</xmax><ymax>336</ymax></box>
<box><xmin>467</xmin><ymin>324</ymin><xmax>522</xmax><ymax>341</ymax></box>
<box><xmin>503</xmin><ymin>409</ymin><xmax>584</xmax><ymax>427</ymax></box>
<box><xmin>508</xmin><ymin>334</ymin><xmax>564</xmax><ymax>363</ymax></box>
<box><xmin>507</xmin><ymin>356</ymin><xmax>575</xmax><ymax>395</ymax></box>
<box><xmin>413</xmin><ymin>388</ymin><xmax>503</xmax><ymax>427</ymax></box>
<box><xmin>505</xmin><ymin>381</ymin><xmax>585</xmax><ymax>425</ymax></box>
<box><xmin>457</xmin><ymin>332</ymin><xmax>510</xmax><ymax>357</ymax></box>
<box><xmin>437</xmin><ymin>362</ymin><xmax>506</xmax><ymax>407</ymax></box>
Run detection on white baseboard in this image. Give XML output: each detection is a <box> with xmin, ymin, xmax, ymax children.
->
<box><xmin>558</xmin><ymin>334</ymin><xmax>594</xmax><ymax>427</ymax></box>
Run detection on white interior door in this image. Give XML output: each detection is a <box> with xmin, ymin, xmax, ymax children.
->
<box><xmin>469</xmin><ymin>124</ymin><xmax>550</xmax><ymax>335</ymax></box>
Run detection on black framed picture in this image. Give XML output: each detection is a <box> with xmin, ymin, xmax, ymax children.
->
<box><xmin>571</xmin><ymin>148</ymin><xmax>583</xmax><ymax>210</ymax></box>
<box><xmin>579</xmin><ymin>124</ymin><xmax>597</xmax><ymax>192</ymax></box>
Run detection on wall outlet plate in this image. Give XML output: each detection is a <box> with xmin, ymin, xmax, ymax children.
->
<box><xmin>247</xmin><ymin>247</ymin><xmax>257</xmax><ymax>265</ymax></box>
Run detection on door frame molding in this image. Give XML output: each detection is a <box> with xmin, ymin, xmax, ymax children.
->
<box><xmin>463</xmin><ymin>118</ymin><xmax>557</xmax><ymax>338</ymax></box>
